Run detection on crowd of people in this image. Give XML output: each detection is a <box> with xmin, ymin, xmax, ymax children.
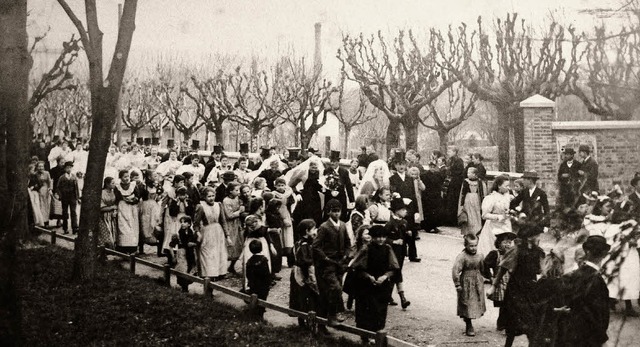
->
<box><xmin>26</xmin><ymin>134</ymin><xmax>640</xmax><ymax>346</ymax></box>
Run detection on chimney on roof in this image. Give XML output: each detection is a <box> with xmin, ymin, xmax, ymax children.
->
<box><xmin>314</xmin><ymin>22</ymin><xmax>322</xmax><ymax>74</ymax></box>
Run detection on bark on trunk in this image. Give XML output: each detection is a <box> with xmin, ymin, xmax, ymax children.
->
<box><xmin>213</xmin><ymin>127</ymin><xmax>223</xmax><ymax>146</ymax></box>
<box><xmin>342</xmin><ymin>127</ymin><xmax>350</xmax><ymax>158</ymax></box>
<box><xmin>401</xmin><ymin>115</ymin><xmax>419</xmax><ymax>152</ymax></box>
<box><xmin>0</xmin><ymin>0</ymin><xmax>30</xmax><ymax>343</ymax></box>
<box><xmin>385</xmin><ymin>118</ymin><xmax>401</xmax><ymax>156</ymax></box>
<box><xmin>437</xmin><ymin>130</ymin><xmax>449</xmax><ymax>155</ymax></box>
<box><xmin>496</xmin><ymin>111</ymin><xmax>510</xmax><ymax>172</ymax></box>
<box><xmin>300</xmin><ymin>132</ymin><xmax>312</xmax><ymax>150</ymax></box>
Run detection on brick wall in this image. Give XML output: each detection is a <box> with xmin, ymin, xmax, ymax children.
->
<box><xmin>522</xmin><ymin>95</ymin><xmax>640</xmax><ymax>204</ymax></box>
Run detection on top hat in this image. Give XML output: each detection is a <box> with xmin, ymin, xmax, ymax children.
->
<box><xmin>329</xmin><ymin>150</ymin><xmax>341</xmax><ymax>162</ymax></box>
<box><xmin>288</xmin><ymin>148</ymin><xmax>301</xmax><ymax>161</ymax></box>
<box><xmin>151</xmin><ymin>137</ymin><xmax>160</xmax><ymax>146</ymax></box>
<box><xmin>239</xmin><ymin>143</ymin><xmax>250</xmax><ymax>153</ymax></box>
<box><xmin>70</xmin><ymin>132</ymin><xmax>77</xmax><ymax>139</ymax></box>
<box><xmin>260</xmin><ymin>146</ymin><xmax>271</xmax><ymax>157</ymax></box>
<box><xmin>582</xmin><ymin>235</ymin><xmax>611</xmax><ymax>255</ymax></box>
<box><xmin>390</xmin><ymin>197</ymin><xmax>409</xmax><ymax>212</ymax></box>
<box><xmin>191</xmin><ymin>140</ymin><xmax>200</xmax><ymax>150</ymax></box>
<box><xmin>563</xmin><ymin>147</ymin><xmax>575</xmax><ymax>155</ymax></box>
<box><xmin>136</xmin><ymin>137</ymin><xmax>144</xmax><ymax>145</ymax></box>
<box><xmin>578</xmin><ymin>144</ymin><xmax>591</xmax><ymax>154</ymax></box>
<box><xmin>167</xmin><ymin>139</ymin><xmax>175</xmax><ymax>148</ymax></box>
<box><xmin>393</xmin><ymin>150</ymin><xmax>407</xmax><ymax>164</ymax></box>
<box><xmin>521</xmin><ymin>170</ymin><xmax>539</xmax><ymax>180</ymax></box>
<box><xmin>144</xmin><ymin>138</ymin><xmax>151</xmax><ymax>146</ymax></box>
<box><xmin>53</xmin><ymin>135</ymin><xmax>60</xmax><ymax>143</ymax></box>
<box><xmin>369</xmin><ymin>225</ymin><xmax>387</xmax><ymax>238</ymax></box>
<box><xmin>213</xmin><ymin>145</ymin><xmax>224</xmax><ymax>154</ymax></box>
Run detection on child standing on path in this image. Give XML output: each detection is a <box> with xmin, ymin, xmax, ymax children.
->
<box><xmin>246</xmin><ymin>240</ymin><xmax>271</xmax><ymax>320</ymax></box>
<box><xmin>452</xmin><ymin>234</ymin><xmax>486</xmax><ymax>337</ymax></box>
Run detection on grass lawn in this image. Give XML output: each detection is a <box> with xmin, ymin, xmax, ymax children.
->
<box><xmin>18</xmin><ymin>245</ymin><xmax>358</xmax><ymax>347</ymax></box>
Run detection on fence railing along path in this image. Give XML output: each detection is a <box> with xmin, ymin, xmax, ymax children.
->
<box><xmin>36</xmin><ymin>226</ymin><xmax>419</xmax><ymax>347</ymax></box>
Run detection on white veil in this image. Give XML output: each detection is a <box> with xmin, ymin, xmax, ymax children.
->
<box><xmin>245</xmin><ymin>155</ymin><xmax>288</xmax><ymax>185</ymax></box>
<box><xmin>358</xmin><ymin>159</ymin><xmax>390</xmax><ymax>196</ymax></box>
<box><xmin>284</xmin><ymin>155</ymin><xmax>325</xmax><ymax>191</ymax></box>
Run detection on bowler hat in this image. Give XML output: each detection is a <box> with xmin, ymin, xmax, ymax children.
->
<box><xmin>563</xmin><ymin>147</ymin><xmax>575</xmax><ymax>155</ymax></box>
<box><xmin>521</xmin><ymin>170</ymin><xmax>539</xmax><ymax>180</ymax></box>
<box><xmin>239</xmin><ymin>143</ymin><xmax>250</xmax><ymax>153</ymax></box>
<box><xmin>582</xmin><ymin>235</ymin><xmax>611</xmax><ymax>256</ymax></box>
<box><xmin>329</xmin><ymin>150</ymin><xmax>341</xmax><ymax>162</ymax></box>
<box><xmin>578</xmin><ymin>144</ymin><xmax>591</xmax><ymax>154</ymax></box>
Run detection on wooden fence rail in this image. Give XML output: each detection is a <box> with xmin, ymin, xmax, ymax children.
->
<box><xmin>35</xmin><ymin>226</ymin><xmax>419</xmax><ymax>347</ymax></box>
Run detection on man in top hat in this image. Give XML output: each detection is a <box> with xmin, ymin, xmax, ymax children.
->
<box><xmin>283</xmin><ymin>148</ymin><xmax>301</xmax><ymax>175</ymax></box>
<box><xmin>389</xmin><ymin>150</ymin><xmax>421</xmax><ymax>262</ymax></box>
<box><xmin>510</xmin><ymin>170</ymin><xmax>550</xmax><ymax>228</ymax></box>
<box><xmin>151</xmin><ymin>137</ymin><xmax>160</xmax><ymax>146</ymax></box>
<box><xmin>578</xmin><ymin>144</ymin><xmax>599</xmax><ymax>196</ymax></box>
<box><xmin>323</xmin><ymin>150</ymin><xmax>355</xmax><ymax>221</ymax></box>
<box><xmin>357</xmin><ymin>146</ymin><xmax>372</xmax><ymax>171</ymax></box>
<box><xmin>234</xmin><ymin>143</ymin><xmax>255</xmax><ymax>170</ymax></box>
<box><xmin>182</xmin><ymin>140</ymin><xmax>201</xmax><ymax>165</ymax></box>
<box><xmin>136</xmin><ymin>137</ymin><xmax>144</xmax><ymax>146</ymax></box>
<box><xmin>561</xmin><ymin>235</ymin><xmax>610</xmax><ymax>346</ymax></box>
<box><xmin>557</xmin><ymin>147</ymin><xmax>582</xmax><ymax>209</ymax></box>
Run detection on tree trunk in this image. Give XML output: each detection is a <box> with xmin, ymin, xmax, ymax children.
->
<box><xmin>496</xmin><ymin>110</ymin><xmax>510</xmax><ymax>172</ymax></box>
<box><xmin>342</xmin><ymin>127</ymin><xmax>350</xmax><ymax>158</ymax></box>
<box><xmin>385</xmin><ymin>118</ymin><xmax>401</xmax><ymax>156</ymax></box>
<box><xmin>437</xmin><ymin>129</ymin><xmax>449</xmax><ymax>155</ymax></box>
<box><xmin>300</xmin><ymin>132</ymin><xmax>312</xmax><ymax>150</ymax></box>
<box><xmin>512</xmin><ymin>108</ymin><xmax>525</xmax><ymax>172</ymax></box>
<box><xmin>213</xmin><ymin>127</ymin><xmax>223</xmax><ymax>146</ymax></box>
<box><xmin>0</xmin><ymin>0</ymin><xmax>30</xmax><ymax>344</ymax></box>
<box><xmin>402</xmin><ymin>115</ymin><xmax>419</xmax><ymax>151</ymax></box>
<box><xmin>130</xmin><ymin>129</ymin><xmax>135</xmax><ymax>142</ymax></box>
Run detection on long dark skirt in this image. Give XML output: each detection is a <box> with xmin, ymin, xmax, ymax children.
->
<box><xmin>289</xmin><ymin>271</ymin><xmax>318</xmax><ymax>315</ymax></box>
<box><xmin>391</xmin><ymin>243</ymin><xmax>405</xmax><ymax>283</ymax></box>
<box><xmin>503</xmin><ymin>279</ymin><xmax>538</xmax><ymax>337</ymax></box>
<box><xmin>355</xmin><ymin>281</ymin><xmax>394</xmax><ymax>332</ymax></box>
<box><xmin>267</xmin><ymin>228</ymin><xmax>283</xmax><ymax>274</ymax></box>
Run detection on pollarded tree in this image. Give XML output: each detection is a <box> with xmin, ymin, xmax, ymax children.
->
<box><xmin>338</xmin><ymin>30</ymin><xmax>454</xmax><ymax>152</ymax></box>
<box><xmin>273</xmin><ymin>57</ymin><xmax>337</xmax><ymax>150</ymax></box>
<box><xmin>229</xmin><ymin>65</ymin><xmax>284</xmax><ymax>150</ymax></box>
<box><xmin>153</xmin><ymin>72</ymin><xmax>204</xmax><ymax>142</ymax></box>
<box><xmin>572</xmin><ymin>2</ymin><xmax>640</xmax><ymax>120</ymax></box>
<box><xmin>121</xmin><ymin>80</ymin><xmax>160</xmax><ymax>141</ymax></box>
<box><xmin>57</xmin><ymin>0</ymin><xmax>138</xmax><ymax>281</ymax></box>
<box><xmin>66</xmin><ymin>84</ymin><xmax>91</xmax><ymax>138</ymax></box>
<box><xmin>334</xmin><ymin>65</ymin><xmax>378</xmax><ymax>155</ymax></box>
<box><xmin>185</xmin><ymin>72</ymin><xmax>235</xmax><ymax>146</ymax></box>
<box><xmin>419</xmin><ymin>82</ymin><xmax>478</xmax><ymax>154</ymax></box>
<box><xmin>440</xmin><ymin>14</ymin><xmax>583</xmax><ymax>171</ymax></box>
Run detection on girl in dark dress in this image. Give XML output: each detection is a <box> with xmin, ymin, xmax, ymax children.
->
<box><xmin>291</xmin><ymin>161</ymin><xmax>323</xmax><ymax>228</ymax></box>
<box><xmin>488</xmin><ymin>224</ymin><xmax>546</xmax><ymax>347</ymax></box>
<box><xmin>350</xmin><ymin>225</ymin><xmax>399</xmax><ymax>345</ymax></box>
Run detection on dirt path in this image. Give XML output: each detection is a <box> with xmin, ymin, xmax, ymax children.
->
<box><xmin>41</xmin><ymin>226</ymin><xmax>640</xmax><ymax>347</ymax></box>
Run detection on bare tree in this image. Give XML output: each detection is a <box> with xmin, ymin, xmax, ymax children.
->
<box><xmin>440</xmin><ymin>14</ymin><xmax>583</xmax><ymax>171</ymax></box>
<box><xmin>154</xmin><ymin>74</ymin><xmax>203</xmax><ymax>142</ymax></box>
<box><xmin>121</xmin><ymin>80</ymin><xmax>160</xmax><ymax>141</ymax></box>
<box><xmin>572</xmin><ymin>2</ymin><xmax>640</xmax><ymax>120</ymax></box>
<box><xmin>334</xmin><ymin>66</ymin><xmax>378</xmax><ymax>155</ymax></box>
<box><xmin>419</xmin><ymin>82</ymin><xmax>477</xmax><ymax>154</ymax></box>
<box><xmin>229</xmin><ymin>65</ymin><xmax>283</xmax><ymax>150</ymax></box>
<box><xmin>339</xmin><ymin>30</ymin><xmax>454</xmax><ymax>152</ymax></box>
<box><xmin>66</xmin><ymin>85</ymin><xmax>91</xmax><ymax>138</ymax></box>
<box><xmin>57</xmin><ymin>0</ymin><xmax>138</xmax><ymax>281</ymax></box>
<box><xmin>274</xmin><ymin>57</ymin><xmax>337</xmax><ymax>150</ymax></box>
<box><xmin>185</xmin><ymin>72</ymin><xmax>235</xmax><ymax>145</ymax></box>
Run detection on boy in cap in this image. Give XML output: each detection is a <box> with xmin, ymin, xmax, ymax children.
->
<box><xmin>389</xmin><ymin>150</ymin><xmax>422</xmax><ymax>262</ymax></box>
<box><xmin>561</xmin><ymin>235</ymin><xmax>610</xmax><ymax>346</ymax></box>
<box><xmin>385</xmin><ymin>196</ymin><xmax>413</xmax><ymax>309</ymax></box>
<box><xmin>245</xmin><ymin>239</ymin><xmax>271</xmax><ymax>320</ymax></box>
<box><xmin>55</xmin><ymin>161</ymin><xmax>80</xmax><ymax>234</ymax></box>
<box><xmin>313</xmin><ymin>199</ymin><xmax>351</xmax><ymax>330</ymax></box>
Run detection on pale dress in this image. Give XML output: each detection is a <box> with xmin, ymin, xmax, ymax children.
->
<box><xmin>222</xmin><ymin>197</ymin><xmax>244</xmax><ymax>260</ymax></box>
<box><xmin>452</xmin><ymin>250</ymin><xmax>486</xmax><ymax>319</ymax></box>
<box><xmin>115</xmin><ymin>183</ymin><xmax>140</xmax><ymax>248</ymax></box>
<box><xmin>478</xmin><ymin>192</ymin><xmax>512</xmax><ymax>258</ymax></box>
<box><xmin>196</xmin><ymin>203</ymin><xmax>228</xmax><ymax>278</ymax></box>
<box><xmin>459</xmin><ymin>180</ymin><xmax>483</xmax><ymax>236</ymax></box>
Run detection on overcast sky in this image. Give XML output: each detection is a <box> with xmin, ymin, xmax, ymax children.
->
<box><xmin>30</xmin><ymin>0</ymin><xmax>624</xmax><ymax>77</ymax></box>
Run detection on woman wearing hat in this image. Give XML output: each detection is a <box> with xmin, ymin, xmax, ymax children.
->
<box><xmin>477</xmin><ymin>175</ymin><xmax>513</xmax><ymax>257</ymax></box>
<box><xmin>349</xmin><ymin>224</ymin><xmax>400</xmax><ymax>344</ymax></box>
<box><xmin>487</xmin><ymin>223</ymin><xmax>545</xmax><ymax>346</ymax></box>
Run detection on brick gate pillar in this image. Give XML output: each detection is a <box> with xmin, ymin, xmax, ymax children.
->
<box><xmin>520</xmin><ymin>95</ymin><xmax>556</xmax><ymax>195</ymax></box>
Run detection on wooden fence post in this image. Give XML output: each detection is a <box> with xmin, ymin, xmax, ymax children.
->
<box><xmin>249</xmin><ymin>294</ymin><xmax>258</xmax><ymax>310</ymax></box>
<box><xmin>163</xmin><ymin>265</ymin><xmax>171</xmax><ymax>287</ymax></box>
<box><xmin>307</xmin><ymin>311</ymin><xmax>318</xmax><ymax>335</ymax></box>
<box><xmin>129</xmin><ymin>254</ymin><xmax>136</xmax><ymax>274</ymax></box>
<box><xmin>51</xmin><ymin>229</ymin><xmax>57</xmax><ymax>245</ymax></box>
<box><xmin>375</xmin><ymin>330</ymin><xmax>387</xmax><ymax>347</ymax></box>
<box><xmin>203</xmin><ymin>277</ymin><xmax>212</xmax><ymax>297</ymax></box>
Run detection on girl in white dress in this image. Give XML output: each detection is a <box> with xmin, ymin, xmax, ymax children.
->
<box><xmin>368</xmin><ymin>187</ymin><xmax>392</xmax><ymax>225</ymax></box>
<box><xmin>195</xmin><ymin>187</ymin><xmax>229</xmax><ymax>281</ymax></box>
<box><xmin>477</xmin><ymin>175</ymin><xmax>513</xmax><ymax>258</ymax></box>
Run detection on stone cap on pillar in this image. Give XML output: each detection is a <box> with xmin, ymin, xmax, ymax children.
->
<box><xmin>519</xmin><ymin>94</ymin><xmax>555</xmax><ymax>108</ymax></box>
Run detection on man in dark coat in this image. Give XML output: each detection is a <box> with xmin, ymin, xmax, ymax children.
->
<box><xmin>312</xmin><ymin>199</ymin><xmax>351</xmax><ymax>329</ymax></box>
<box><xmin>420</xmin><ymin>162</ymin><xmax>445</xmax><ymax>233</ymax></box>
<box><xmin>510</xmin><ymin>170</ymin><xmax>550</xmax><ymax>228</ymax></box>
<box><xmin>629</xmin><ymin>176</ymin><xmax>640</xmax><ymax>220</ymax></box>
<box><xmin>578</xmin><ymin>144</ymin><xmax>599</xmax><ymax>195</ymax></box>
<box><xmin>323</xmin><ymin>151</ymin><xmax>354</xmax><ymax>221</ymax></box>
<box><xmin>561</xmin><ymin>235</ymin><xmax>610</xmax><ymax>347</ymax></box>
<box><xmin>444</xmin><ymin>146</ymin><xmax>465</xmax><ymax>226</ymax></box>
<box><xmin>214</xmin><ymin>171</ymin><xmax>236</xmax><ymax>203</ymax></box>
<box><xmin>389</xmin><ymin>151</ymin><xmax>420</xmax><ymax>262</ymax></box>
<box><xmin>234</xmin><ymin>143</ymin><xmax>257</xmax><ymax>170</ymax></box>
<box><xmin>356</xmin><ymin>146</ymin><xmax>371</xmax><ymax>170</ymax></box>
<box><xmin>258</xmin><ymin>159</ymin><xmax>282</xmax><ymax>191</ymax></box>
<box><xmin>201</xmin><ymin>145</ymin><xmax>224</xmax><ymax>185</ymax></box>
<box><xmin>557</xmin><ymin>147</ymin><xmax>581</xmax><ymax>209</ymax></box>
